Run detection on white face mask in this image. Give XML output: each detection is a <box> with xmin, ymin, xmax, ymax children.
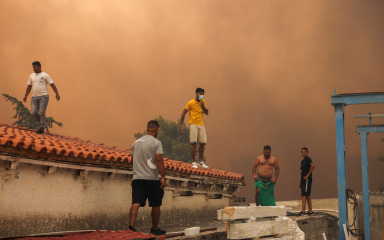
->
<box><xmin>198</xmin><ymin>95</ymin><xmax>204</xmax><ymax>100</ymax></box>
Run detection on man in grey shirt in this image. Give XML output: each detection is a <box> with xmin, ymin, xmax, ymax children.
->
<box><xmin>129</xmin><ymin>120</ymin><xmax>166</xmax><ymax>236</ymax></box>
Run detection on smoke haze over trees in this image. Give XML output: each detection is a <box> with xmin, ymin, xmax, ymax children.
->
<box><xmin>134</xmin><ymin>116</ymin><xmax>192</xmax><ymax>163</ymax></box>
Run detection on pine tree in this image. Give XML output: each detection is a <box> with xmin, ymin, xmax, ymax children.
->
<box><xmin>134</xmin><ymin>116</ymin><xmax>193</xmax><ymax>163</ymax></box>
<box><xmin>2</xmin><ymin>94</ymin><xmax>63</xmax><ymax>131</ymax></box>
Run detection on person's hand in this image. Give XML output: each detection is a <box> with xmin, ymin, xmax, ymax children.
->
<box><xmin>56</xmin><ymin>94</ymin><xmax>60</xmax><ymax>101</ymax></box>
<box><xmin>303</xmin><ymin>175</ymin><xmax>308</xmax><ymax>180</ymax></box>
<box><xmin>271</xmin><ymin>178</ymin><xmax>277</xmax><ymax>184</ymax></box>
<box><xmin>160</xmin><ymin>177</ymin><xmax>166</xmax><ymax>189</ymax></box>
<box><xmin>23</xmin><ymin>96</ymin><xmax>27</xmax><ymax>102</ymax></box>
<box><xmin>253</xmin><ymin>175</ymin><xmax>258</xmax><ymax>181</ymax></box>
<box><xmin>180</xmin><ymin>125</ymin><xmax>184</xmax><ymax>133</ymax></box>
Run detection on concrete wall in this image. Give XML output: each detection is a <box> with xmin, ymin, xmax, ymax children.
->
<box><xmin>0</xmin><ymin>157</ymin><xmax>237</xmax><ymax>238</ymax></box>
<box><xmin>277</xmin><ymin>198</ymin><xmax>338</xmax><ymax>213</ymax></box>
<box><xmin>355</xmin><ymin>192</ymin><xmax>384</xmax><ymax>240</ymax></box>
<box><xmin>277</xmin><ymin>199</ymin><xmax>339</xmax><ymax>239</ymax></box>
<box><xmin>295</xmin><ymin>215</ymin><xmax>338</xmax><ymax>240</ymax></box>
<box><xmin>277</xmin><ymin>193</ymin><xmax>384</xmax><ymax>239</ymax></box>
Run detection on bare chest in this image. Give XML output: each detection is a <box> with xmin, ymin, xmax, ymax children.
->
<box><xmin>260</xmin><ymin>159</ymin><xmax>274</xmax><ymax>167</ymax></box>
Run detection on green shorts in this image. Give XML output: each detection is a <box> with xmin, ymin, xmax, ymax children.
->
<box><xmin>254</xmin><ymin>177</ymin><xmax>272</xmax><ymax>188</ymax></box>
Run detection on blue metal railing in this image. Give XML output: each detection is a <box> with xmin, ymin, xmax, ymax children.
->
<box><xmin>331</xmin><ymin>91</ymin><xmax>384</xmax><ymax>240</ymax></box>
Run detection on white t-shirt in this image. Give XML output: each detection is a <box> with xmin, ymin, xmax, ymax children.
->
<box><xmin>27</xmin><ymin>72</ymin><xmax>54</xmax><ymax>97</ymax></box>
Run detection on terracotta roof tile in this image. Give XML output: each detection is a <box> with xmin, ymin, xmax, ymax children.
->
<box><xmin>0</xmin><ymin>124</ymin><xmax>244</xmax><ymax>183</ymax></box>
<box><xmin>15</xmin><ymin>229</ymin><xmax>158</xmax><ymax>240</ymax></box>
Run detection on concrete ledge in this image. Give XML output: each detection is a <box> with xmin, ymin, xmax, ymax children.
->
<box><xmin>294</xmin><ymin>214</ymin><xmax>338</xmax><ymax>240</ymax></box>
<box><xmin>227</xmin><ymin>217</ymin><xmax>289</xmax><ymax>239</ymax></box>
<box><xmin>218</xmin><ymin>206</ymin><xmax>287</xmax><ymax>220</ymax></box>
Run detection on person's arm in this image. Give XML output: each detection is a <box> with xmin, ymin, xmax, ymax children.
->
<box><xmin>23</xmin><ymin>85</ymin><xmax>32</xmax><ymax>102</ymax></box>
<box><xmin>200</xmin><ymin>101</ymin><xmax>208</xmax><ymax>115</ymax></box>
<box><xmin>303</xmin><ymin>163</ymin><xmax>315</xmax><ymax>180</ymax></box>
<box><xmin>272</xmin><ymin>159</ymin><xmax>280</xmax><ymax>183</ymax></box>
<box><xmin>50</xmin><ymin>83</ymin><xmax>60</xmax><ymax>101</ymax></box>
<box><xmin>252</xmin><ymin>158</ymin><xmax>260</xmax><ymax>181</ymax></box>
<box><xmin>180</xmin><ymin>109</ymin><xmax>188</xmax><ymax>133</ymax></box>
<box><xmin>299</xmin><ymin>175</ymin><xmax>302</xmax><ymax>188</ymax></box>
<box><xmin>155</xmin><ymin>153</ymin><xmax>166</xmax><ymax>188</ymax></box>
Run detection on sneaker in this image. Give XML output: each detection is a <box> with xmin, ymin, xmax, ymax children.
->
<box><xmin>307</xmin><ymin>211</ymin><xmax>315</xmax><ymax>216</ymax></box>
<box><xmin>298</xmin><ymin>211</ymin><xmax>306</xmax><ymax>216</ymax></box>
<box><xmin>128</xmin><ymin>226</ymin><xmax>137</xmax><ymax>232</ymax></box>
<box><xmin>199</xmin><ymin>161</ymin><xmax>209</xmax><ymax>169</ymax></box>
<box><xmin>192</xmin><ymin>162</ymin><xmax>198</xmax><ymax>168</ymax></box>
<box><xmin>150</xmin><ymin>228</ymin><xmax>166</xmax><ymax>236</ymax></box>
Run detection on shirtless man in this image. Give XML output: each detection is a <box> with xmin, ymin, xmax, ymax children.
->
<box><xmin>252</xmin><ymin>145</ymin><xmax>280</xmax><ymax>206</ymax></box>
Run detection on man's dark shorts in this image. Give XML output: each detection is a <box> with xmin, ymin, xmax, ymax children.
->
<box><xmin>301</xmin><ymin>178</ymin><xmax>312</xmax><ymax>196</ymax></box>
<box><xmin>132</xmin><ymin>179</ymin><xmax>164</xmax><ymax>207</ymax></box>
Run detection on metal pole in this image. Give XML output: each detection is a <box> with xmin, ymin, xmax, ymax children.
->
<box><xmin>360</xmin><ymin>131</ymin><xmax>371</xmax><ymax>240</ymax></box>
<box><xmin>354</xmin><ymin>114</ymin><xmax>384</xmax><ymax>118</ymax></box>
<box><xmin>334</xmin><ymin>104</ymin><xmax>348</xmax><ymax>240</ymax></box>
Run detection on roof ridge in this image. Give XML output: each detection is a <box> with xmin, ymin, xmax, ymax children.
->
<box><xmin>0</xmin><ymin>123</ymin><xmax>244</xmax><ymax>182</ymax></box>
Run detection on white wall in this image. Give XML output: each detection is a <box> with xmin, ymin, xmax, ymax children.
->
<box><xmin>0</xmin><ymin>157</ymin><xmax>236</xmax><ymax>238</ymax></box>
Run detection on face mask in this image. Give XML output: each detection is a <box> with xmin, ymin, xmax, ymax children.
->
<box><xmin>198</xmin><ymin>95</ymin><xmax>204</xmax><ymax>100</ymax></box>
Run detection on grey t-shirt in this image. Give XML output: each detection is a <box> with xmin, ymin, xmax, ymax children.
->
<box><xmin>132</xmin><ymin>135</ymin><xmax>163</xmax><ymax>180</ymax></box>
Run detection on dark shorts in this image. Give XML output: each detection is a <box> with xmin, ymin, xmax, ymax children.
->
<box><xmin>132</xmin><ymin>179</ymin><xmax>164</xmax><ymax>207</ymax></box>
<box><xmin>301</xmin><ymin>178</ymin><xmax>312</xmax><ymax>196</ymax></box>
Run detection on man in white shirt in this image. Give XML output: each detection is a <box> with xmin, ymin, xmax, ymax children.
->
<box><xmin>23</xmin><ymin>61</ymin><xmax>60</xmax><ymax>134</ymax></box>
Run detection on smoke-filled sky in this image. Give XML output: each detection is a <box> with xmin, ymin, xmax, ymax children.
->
<box><xmin>1</xmin><ymin>0</ymin><xmax>383</xmax><ymax>201</ymax></box>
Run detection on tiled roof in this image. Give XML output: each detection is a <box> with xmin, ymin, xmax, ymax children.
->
<box><xmin>15</xmin><ymin>229</ymin><xmax>160</xmax><ymax>240</ymax></box>
<box><xmin>0</xmin><ymin>124</ymin><xmax>244</xmax><ymax>182</ymax></box>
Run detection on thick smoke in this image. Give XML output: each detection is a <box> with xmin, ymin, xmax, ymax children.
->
<box><xmin>0</xmin><ymin>0</ymin><xmax>383</xmax><ymax>201</ymax></box>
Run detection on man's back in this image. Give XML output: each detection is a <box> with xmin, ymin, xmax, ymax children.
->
<box><xmin>132</xmin><ymin>135</ymin><xmax>163</xmax><ymax>181</ymax></box>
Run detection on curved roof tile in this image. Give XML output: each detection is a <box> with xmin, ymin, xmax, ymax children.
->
<box><xmin>0</xmin><ymin>124</ymin><xmax>244</xmax><ymax>183</ymax></box>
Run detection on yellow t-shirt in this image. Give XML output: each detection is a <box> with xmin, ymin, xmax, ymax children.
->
<box><xmin>185</xmin><ymin>99</ymin><xmax>207</xmax><ymax>126</ymax></box>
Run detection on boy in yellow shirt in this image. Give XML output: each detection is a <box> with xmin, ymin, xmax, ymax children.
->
<box><xmin>180</xmin><ymin>88</ymin><xmax>209</xmax><ymax>168</ymax></box>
